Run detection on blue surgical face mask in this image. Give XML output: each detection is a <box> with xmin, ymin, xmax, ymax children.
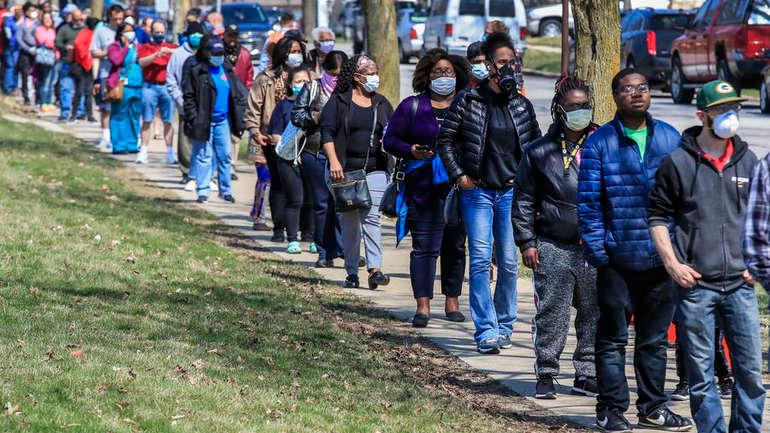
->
<box><xmin>360</xmin><ymin>74</ymin><xmax>380</xmax><ymax>93</ymax></box>
<box><xmin>152</xmin><ymin>33</ymin><xmax>165</xmax><ymax>44</ymax></box>
<box><xmin>471</xmin><ymin>63</ymin><xmax>489</xmax><ymax>80</ymax></box>
<box><xmin>430</xmin><ymin>76</ymin><xmax>456</xmax><ymax>96</ymax></box>
<box><xmin>286</xmin><ymin>53</ymin><xmax>304</xmax><ymax>68</ymax></box>
<box><xmin>319</xmin><ymin>40</ymin><xmax>335</xmax><ymax>54</ymax></box>
<box><xmin>123</xmin><ymin>31</ymin><xmax>136</xmax><ymax>44</ymax></box>
<box><xmin>209</xmin><ymin>55</ymin><xmax>224</xmax><ymax>67</ymax></box>
<box><xmin>291</xmin><ymin>83</ymin><xmax>305</xmax><ymax>95</ymax></box>
<box><xmin>188</xmin><ymin>33</ymin><xmax>202</xmax><ymax>49</ymax></box>
<box><xmin>480</xmin><ymin>32</ymin><xmax>488</xmax><ymax>42</ymax></box>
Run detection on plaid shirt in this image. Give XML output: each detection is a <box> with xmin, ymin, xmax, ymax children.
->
<box><xmin>744</xmin><ymin>154</ymin><xmax>770</xmax><ymax>286</ymax></box>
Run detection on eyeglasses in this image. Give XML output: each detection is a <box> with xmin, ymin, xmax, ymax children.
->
<box><xmin>430</xmin><ymin>68</ymin><xmax>455</xmax><ymax>77</ymax></box>
<box><xmin>618</xmin><ymin>83</ymin><xmax>650</xmax><ymax>95</ymax></box>
<box><xmin>705</xmin><ymin>103</ymin><xmax>742</xmax><ymax>115</ymax></box>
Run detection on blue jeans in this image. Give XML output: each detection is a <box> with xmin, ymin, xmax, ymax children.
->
<box><xmin>141</xmin><ymin>82</ymin><xmax>174</xmax><ymax>123</ymax></box>
<box><xmin>192</xmin><ymin>119</ymin><xmax>232</xmax><ymax>198</ymax></box>
<box><xmin>679</xmin><ymin>284</ymin><xmax>765</xmax><ymax>433</ymax></box>
<box><xmin>36</xmin><ymin>64</ymin><xmax>54</xmax><ymax>105</ymax></box>
<box><xmin>460</xmin><ymin>186</ymin><xmax>517</xmax><ymax>344</ymax></box>
<box><xmin>2</xmin><ymin>49</ymin><xmax>19</xmax><ymax>93</ymax></box>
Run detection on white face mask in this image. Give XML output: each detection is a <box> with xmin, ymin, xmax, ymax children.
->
<box><xmin>286</xmin><ymin>53</ymin><xmax>303</xmax><ymax>68</ymax></box>
<box><xmin>712</xmin><ymin>110</ymin><xmax>740</xmax><ymax>139</ymax></box>
<box><xmin>29</xmin><ymin>11</ymin><xmax>39</xmax><ymax>19</ymax></box>
<box><xmin>562</xmin><ymin>108</ymin><xmax>593</xmax><ymax>132</ymax></box>
<box><xmin>360</xmin><ymin>74</ymin><xmax>380</xmax><ymax>93</ymax></box>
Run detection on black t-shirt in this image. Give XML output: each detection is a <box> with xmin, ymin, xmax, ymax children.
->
<box><xmin>481</xmin><ymin>92</ymin><xmax>520</xmax><ymax>189</ymax></box>
<box><xmin>432</xmin><ymin>106</ymin><xmax>449</xmax><ymax>124</ymax></box>
<box><xmin>345</xmin><ymin>103</ymin><xmax>378</xmax><ymax>172</ymax></box>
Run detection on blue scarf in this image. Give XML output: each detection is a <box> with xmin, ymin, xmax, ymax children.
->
<box><xmin>394</xmin><ymin>155</ymin><xmax>449</xmax><ymax>245</ymax></box>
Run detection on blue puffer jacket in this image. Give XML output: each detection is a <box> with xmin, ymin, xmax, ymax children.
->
<box><xmin>577</xmin><ymin>114</ymin><xmax>680</xmax><ymax>271</ymax></box>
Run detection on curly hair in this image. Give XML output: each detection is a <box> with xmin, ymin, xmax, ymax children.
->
<box><xmin>334</xmin><ymin>54</ymin><xmax>365</xmax><ymax>94</ymax></box>
<box><xmin>550</xmin><ymin>75</ymin><xmax>591</xmax><ymax>123</ymax></box>
<box><xmin>481</xmin><ymin>31</ymin><xmax>514</xmax><ymax>60</ymax></box>
<box><xmin>271</xmin><ymin>36</ymin><xmax>306</xmax><ymax>72</ymax></box>
<box><xmin>412</xmin><ymin>48</ymin><xmax>470</xmax><ymax>94</ymax></box>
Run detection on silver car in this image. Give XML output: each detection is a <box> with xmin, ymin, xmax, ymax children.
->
<box><xmin>397</xmin><ymin>7</ymin><xmax>429</xmax><ymax>63</ymax></box>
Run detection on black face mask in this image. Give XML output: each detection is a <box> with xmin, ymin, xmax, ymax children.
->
<box><xmin>494</xmin><ymin>62</ymin><xmax>517</xmax><ymax>94</ymax></box>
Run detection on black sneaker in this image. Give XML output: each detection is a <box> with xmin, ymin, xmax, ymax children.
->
<box><xmin>368</xmin><ymin>271</ymin><xmax>390</xmax><ymax>290</ymax></box>
<box><xmin>638</xmin><ymin>407</ymin><xmax>693</xmax><ymax>431</ymax></box>
<box><xmin>572</xmin><ymin>376</ymin><xmax>598</xmax><ymax>397</ymax></box>
<box><xmin>343</xmin><ymin>274</ymin><xmax>359</xmax><ymax>288</ymax></box>
<box><xmin>180</xmin><ymin>174</ymin><xmax>191</xmax><ymax>184</ymax></box>
<box><xmin>358</xmin><ymin>257</ymin><xmax>366</xmax><ymax>268</ymax></box>
<box><xmin>498</xmin><ymin>334</ymin><xmax>512</xmax><ymax>349</ymax></box>
<box><xmin>596</xmin><ymin>409</ymin><xmax>632</xmax><ymax>433</ymax></box>
<box><xmin>718</xmin><ymin>377</ymin><xmax>732</xmax><ymax>400</ymax></box>
<box><xmin>535</xmin><ymin>375</ymin><xmax>557</xmax><ymax>399</ymax></box>
<box><xmin>221</xmin><ymin>194</ymin><xmax>235</xmax><ymax>203</ymax></box>
<box><xmin>252</xmin><ymin>222</ymin><xmax>271</xmax><ymax>232</ymax></box>
<box><xmin>412</xmin><ymin>313</ymin><xmax>429</xmax><ymax>328</ymax></box>
<box><xmin>87</xmin><ymin>116</ymin><xmax>98</xmax><ymax>123</ymax></box>
<box><xmin>270</xmin><ymin>232</ymin><xmax>285</xmax><ymax>243</ymax></box>
<box><xmin>196</xmin><ymin>196</ymin><xmax>208</xmax><ymax>203</ymax></box>
<box><xmin>670</xmin><ymin>381</ymin><xmax>689</xmax><ymax>401</ymax></box>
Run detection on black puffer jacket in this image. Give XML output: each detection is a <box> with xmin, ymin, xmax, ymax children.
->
<box><xmin>437</xmin><ymin>81</ymin><xmax>540</xmax><ymax>184</ymax></box>
<box><xmin>182</xmin><ymin>57</ymin><xmax>248</xmax><ymax>142</ymax></box>
<box><xmin>513</xmin><ymin>123</ymin><xmax>597</xmax><ymax>251</ymax></box>
<box><xmin>648</xmin><ymin>126</ymin><xmax>757</xmax><ymax>291</ymax></box>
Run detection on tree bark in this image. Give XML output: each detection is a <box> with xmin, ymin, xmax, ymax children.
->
<box><xmin>173</xmin><ymin>0</ymin><xmax>192</xmax><ymax>37</ymax></box>
<box><xmin>361</xmin><ymin>0</ymin><xmax>400</xmax><ymax>105</ymax></box>
<box><xmin>571</xmin><ymin>0</ymin><xmax>621</xmax><ymax>124</ymax></box>
<box><xmin>302</xmin><ymin>0</ymin><xmax>317</xmax><ymax>34</ymax></box>
<box><xmin>91</xmin><ymin>0</ymin><xmax>104</xmax><ymax>20</ymax></box>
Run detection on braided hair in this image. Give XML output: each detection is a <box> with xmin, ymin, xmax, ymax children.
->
<box><xmin>550</xmin><ymin>75</ymin><xmax>591</xmax><ymax>125</ymax></box>
<box><xmin>334</xmin><ymin>53</ymin><xmax>365</xmax><ymax>94</ymax></box>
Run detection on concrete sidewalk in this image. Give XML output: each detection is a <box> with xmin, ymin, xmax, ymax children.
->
<box><xmin>7</xmin><ymin>111</ymin><xmax>769</xmax><ymax>432</ymax></box>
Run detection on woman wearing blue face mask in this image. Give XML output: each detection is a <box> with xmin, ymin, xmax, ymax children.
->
<box><xmin>320</xmin><ymin>54</ymin><xmax>394</xmax><ymax>289</ymax></box>
<box><xmin>266</xmin><ymin>66</ymin><xmax>312</xmax><ymax>254</ymax></box>
<box><xmin>383</xmin><ymin>48</ymin><xmax>470</xmax><ymax>327</ymax></box>
<box><xmin>182</xmin><ymin>36</ymin><xmax>248</xmax><ymax>204</ymax></box>
<box><xmin>308</xmin><ymin>26</ymin><xmax>335</xmax><ymax>76</ymax></box>
<box><xmin>107</xmin><ymin>23</ymin><xmax>144</xmax><ymax>154</ymax></box>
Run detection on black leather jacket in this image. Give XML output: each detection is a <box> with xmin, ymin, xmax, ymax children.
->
<box><xmin>291</xmin><ymin>79</ymin><xmax>329</xmax><ymax>154</ymax></box>
<box><xmin>513</xmin><ymin>123</ymin><xmax>596</xmax><ymax>251</ymax></box>
<box><xmin>437</xmin><ymin>81</ymin><xmax>540</xmax><ymax>184</ymax></box>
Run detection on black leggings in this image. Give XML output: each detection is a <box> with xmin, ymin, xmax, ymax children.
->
<box><xmin>276</xmin><ymin>157</ymin><xmax>303</xmax><ymax>242</ymax></box>
<box><xmin>17</xmin><ymin>51</ymin><xmax>33</xmax><ymax>104</ymax></box>
<box><xmin>264</xmin><ymin>145</ymin><xmax>287</xmax><ymax>235</ymax></box>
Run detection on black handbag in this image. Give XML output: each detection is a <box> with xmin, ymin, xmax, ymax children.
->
<box><xmin>379</xmin><ymin>96</ymin><xmax>418</xmax><ymax>219</ymax></box>
<box><xmin>331</xmin><ymin>104</ymin><xmax>378</xmax><ymax>212</ymax></box>
<box><xmin>444</xmin><ymin>185</ymin><xmax>462</xmax><ymax>227</ymax></box>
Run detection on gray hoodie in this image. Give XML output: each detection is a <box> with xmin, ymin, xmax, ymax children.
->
<box><xmin>16</xmin><ymin>18</ymin><xmax>38</xmax><ymax>54</ymax></box>
<box><xmin>166</xmin><ymin>42</ymin><xmax>195</xmax><ymax>112</ymax></box>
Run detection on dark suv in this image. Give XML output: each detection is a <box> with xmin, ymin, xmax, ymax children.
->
<box><xmin>620</xmin><ymin>8</ymin><xmax>694</xmax><ymax>90</ymax></box>
<box><xmin>221</xmin><ymin>3</ymin><xmax>272</xmax><ymax>64</ymax></box>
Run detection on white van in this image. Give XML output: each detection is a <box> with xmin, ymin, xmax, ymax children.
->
<box><xmin>423</xmin><ymin>0</ymin><xmax>527</xmax><ymax>58</ymax></box>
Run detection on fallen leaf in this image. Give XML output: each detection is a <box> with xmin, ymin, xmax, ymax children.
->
<box><xmin>115</xmin><ymin>401</ymin><xmax>129</xmax><ymax>410</ymax></box>
<box><xmin>70</xmin><ymin>349</ymin><xmax>84</xmax><ymax>358</ymax></box>
<box><xmin>3</xmin><ymin>403</ymin><xmax>20</xmax><ymax>416</ymax></box>
<box><xmin>42</xmin><ymin>348</ymin><xmax>56</xmax><ymax>362</ymax></box>
<box><xmin>28</xmin><ymin>287</ymin><xmax>39</xmax><ymax>294</ymax></box>
<box><xmin>192</xmin><ymin>359</ymin><xmax>205</xmax><ymax>369</ymax></box>
<box><xmin>206</xmin><ymin>348</ymin><xmax>221</xmax><ymax>356</ymax></box>
<box><xmin>125</xmin><ymin>253</ymin><xmax>137</xmax><ymax>264</ymax></box>
<box><xmin>171</xmin><ymin>414</ymin><xmax>186</xmax><ymax>421</ymax></box>
<box><xmin>96</xmin><ymin>384</ymin><xmax>106</xmax><ymax>393</ymax></box>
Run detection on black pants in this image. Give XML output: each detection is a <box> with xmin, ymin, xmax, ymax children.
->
<box><xmin>17</xmin><ymin>51</ymin><xmax>33</xmax><ymax>104</ymax></box>
<box><xmin>406</xmin><ymin>201</ymin><xmax>466</xmax><ymax>299</ymax></box>
<box><xmin>264</xmin><ymin>145</ymin><xmax>287</xmax><ymax>236</ymax></box>
<box><xmin>276</xmin><ymin>157</ymin><xmax>303</xmax><ymax>242</ymax></box>
<box><xmin>70</xmin><ymin>63</ymin><xmax>93</xmax><ymax>119</ymax></box>
<box><xmin>595</xmin><ymin>264</ymin><xmax>676</xmax><ymax>416</ymax></box>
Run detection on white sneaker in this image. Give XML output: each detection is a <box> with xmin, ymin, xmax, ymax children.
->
<box><xmin>184</xmin><ymin>180</ymin><xmax>196</xmax><ymax>191</ymax></box>
<box><xmin>166</xmin><ymin>148</ymin><xmax>178</xmax><ymax>165</ymax></box>
<box><xmin>210</xmin><ymin>180</ymin><xmax>218</xmax><ymax>192</ymax></box>
<box><xmin>136</xmin><ymin>146</ymin><xmax>148</xmax><ymax>164</ymax></box>
<box><xmin>99</xmin><ymin>140</ymin><xmax>112</xmax><ymax>152</ymax></box>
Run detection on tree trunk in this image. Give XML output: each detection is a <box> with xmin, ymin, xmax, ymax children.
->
<box><xmin>91</xmin><ymin>0</ymin><xmax>104</xmax><ymax>20</ymax></box>
<box><xmin>623</xmin><ymin>0</ymin><xmax>632</xmax><ymax>11</ymax></box>
<box><xmin>571</xmin><ymin>0</ymin><xmax>621</xmax><ymax>124</ymax></box>
<box><xmin>361</xmin><ymin>0</ymin><xmax>400</xmax><ymax>105</ymax></box>
<box><xmin>173</xmin><ymin>0</ymin><xmax>192</xmax><ymax>37</ymax></box>
<box><xmin>302</xmin><ymin>0</ymin><xmax>317</xmax><ymax>34</ymax></box>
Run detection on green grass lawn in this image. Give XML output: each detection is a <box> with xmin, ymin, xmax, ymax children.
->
<box><xmin>522</xmin><ymin>48</ymin><xmax>562</xmax><ymax>75</ymax></box>
<box><xmin>528</xmin><ymin>36</ymin><xmax>563</xmax><ymax>49</ymax></box>
<box><xmin>0</xmin><ymin>116</ymin><xmax>579</xmax><ymax>432</ymax></box>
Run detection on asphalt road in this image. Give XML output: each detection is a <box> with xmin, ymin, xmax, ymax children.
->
<box><xmin>399</xmin><ymin>63</ymin><xmax>770</xmax><ymax>157</ymax></box>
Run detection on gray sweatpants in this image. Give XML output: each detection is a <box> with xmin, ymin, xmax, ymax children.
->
<box><xmin>340</xmin><ymin>171</ymin><xmax>388</xmax><ymax>276</ymax></box>
<box><xmin>531</xmin><ymin>237</ymin><xmax>598</xmax><ymax>378</ymax></box>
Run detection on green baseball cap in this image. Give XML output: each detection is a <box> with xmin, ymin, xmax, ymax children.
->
<box><xmin>696</xmin><ymin>80</ymin><xmax>747</xmax><ymax>110</ymax></box>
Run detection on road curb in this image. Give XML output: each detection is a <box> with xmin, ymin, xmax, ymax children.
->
<box><xmin>523</xmin><ymin>68</ymin><xmax>561</xmax><ymax>79</ymax></box>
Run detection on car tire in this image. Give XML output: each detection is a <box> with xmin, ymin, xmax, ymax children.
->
<box><xmin>671</xmin><ymin>58</ymin><xmax>694</xmax><ymax>104</ymax></box>
<box><xmin>717</xmin><ymin>58</ymin><xmax>741</xmax><ymax>96</ymax></box>
<box><xmin>761</xmin><ymin>80</ymin><xmax>770</xmax><ymax>114</ymax></box>
<box><xmin>539</xmin><ymin>19</ymin><xmax>562</xmax><ymax>37</ymax></box>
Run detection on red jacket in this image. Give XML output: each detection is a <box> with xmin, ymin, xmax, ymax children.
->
<box><xmin>233</xmin><ymin>46</ymin><xmax>254</xmax><ymax>89</ymax></box>
<box><xmin>72</xmin><ymin>27</ymin><xmax>94</xmax><ymax>72</ymax></box>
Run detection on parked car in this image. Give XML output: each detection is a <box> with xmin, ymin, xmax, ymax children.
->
<box><xmin>397</xmin><ymin>7</ymin><xmax>428</xmax><ymax>63</ymax></box>
<box><xmin>423</xmin><ymin>0</ymin><xmax>527</xmax><ymax>58</ymax></box>
<box><xmin>760</xmin><ymin>64</ymin><xmax>770</xmax><ymax>112</ymax></box>
<box><xmin>670</xmin><ymin>0</ymin><xmax>770</xmax><ymax>104</ymax></box>
<box><xmin>526</xmin><ymin>0</ymin><xmax>672</xmax><ymax>36</ymax></box>
<box><xmin>221</xmin><ymin>3</ymin><xmax>273</xmax><ymax>65</ymax></box>
<box><xmin>621</xmin><ymin>8</ymin><xmax>694</xmax><ymax>90</ymax></box>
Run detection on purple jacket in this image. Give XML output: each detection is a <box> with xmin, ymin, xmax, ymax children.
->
<box><xmin>383</xmin><ymin>93</ymin><xmax>450</xmax><ymax>207</ymax></box>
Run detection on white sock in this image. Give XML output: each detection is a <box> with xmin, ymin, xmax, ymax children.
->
<box><xmin>101</xmin><ymin>129</ymin><xmax>109</xmax><ymax>142</ymax></box>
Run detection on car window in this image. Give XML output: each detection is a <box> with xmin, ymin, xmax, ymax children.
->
<box><xmin>490</xmin><ymin>0</ymin><xmax>516</xmax><ymax>17</ymax></box>
<box><xmin>749</xmin><ymin>0</ymin><xmax>770</xmax><ymax>24</ymax></box>
<box><xmin>222</xmin><ymin>5</ymin><xmax>267</xmax><ymax>24</ymax></box>
<box><xmin>652</xmin><ymin>14</ymin><xmax>692</xmax><ymax>30</ymax></box>
<box><xmin>693</xmin><ymin>0</ymin><xmax>718</xmax><ymax>28</ymax></box>
<box><xmin>716</xmin><ymin>0</ymin><xmax>750</xmax><ymax>25</ymax></box>
<box><xmin>458</xmin><ymin>0</ymin><xmax>484</xmax><ymax>16</ymax></box>
<box><xmin>432</xmin><ymin>0</ymin><xmax>449</xmax><ymax>15</ymax></box>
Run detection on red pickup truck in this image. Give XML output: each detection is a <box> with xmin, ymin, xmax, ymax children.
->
<box><xmin>669</xmin><ymin>0</ymin><xmax>770</xmax><ymax>105</ymax></box>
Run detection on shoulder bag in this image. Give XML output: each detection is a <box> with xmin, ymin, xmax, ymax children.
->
<box><xmin>35</xmin><ymin>46</ymin><xmax>56</xmax><ymax>66</ymax></box>
<box><xmin>331</xmin><ymin>101</ymin><xmax>379</xmax><ymax>213</ymax></box>
<box><xmin>380</xmin><ymin>95</ymin><xmax>419</xmax><ymax>218</ymax></box>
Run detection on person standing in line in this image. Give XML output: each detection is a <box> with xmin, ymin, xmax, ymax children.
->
<box><xmin>56</xmin><ymin>7</ymin><xmax>85</xmax><ymax>121</ymax></box>
<box><xmin>307</xmin><ymin>26</ymin><xmax>335</xmax><ymax>76</ymax></box>
<box><xmin>649</xmin><ymin>80</ymin><xmax>764</xmax><ymax>433</ymax></box>
<box><xmin>267</xmin><ymin>65</ymin><xmax>311</xmax><ymax>254</ymax></box>
<box><xmin>320</xmin><ymin>54</ymin><xmax>393</xmax><ymax>289</ymax></box>
<box><xmin>437</xmin><ymin>32</ymin><xmax>540</xmax><ymax>354</ymax></box>
<box><xmin>166</xmin><ymin>21</ymin><xmax>203</xmax><ymax>190</ymax></box>
<box><xmin>223</xmin><ymin>23</ymin><xmax>255</xmax><ymax>180</ymax></box>
<box><xmin>513</xmin><ymin>75</ymin><xmax>599</xmax><ymax>399</ymax></box>
<box><xmin>69</xmin><ymin>16</ymin><xmax>98</xmax><ymax>124</ymax></box>
<box><xmin>135</xmin><ymin>16</ymin><xmax>152</xmax><ymax>45</ymax></box>
<box><xmin>91</xmin><ymin>4</ymin><xmax>125</xmax><ymax>151</ymax></box>
<box><xmin>291</xmin><ymin>50</ymin><xmax>348</xmax><ymax>267</ymax></box>
<box><xmin>137</xmin><ymin>20</ymin><xmax>177</xmax><ymax>164</ymax></box>
<box><xmin>257</xmin><ymin>11</ymin><xmax>295</xmax><ymax>74</ymax></box>
<box><xmin>383</xmin><ymin>48</ymin><xmax>469</xmax><ymax>327</ymax></box>
<box><xmin>106</xmin><ymin>22</ymin><xmax>143</xmax><ymax>154</ymax></box>
<box><xmin>183</xmin><ymin>37</ymin><xmax>247</xmax><ymax>204</ymax></box>
<box><xmin>577</xmin><ymin>68</ymin><xmax>692</xmax><ymax>432</ymax></box>
<box><xmin>15</xmin><ymin>1</ymin><xmax>38</xmax><ymax>106</ymax></box>
<box><xmin>245</xmin><ymin>34</ymin><xmax>305</xmax><ymax>242</ymax></box>
<box><xmin>32</xmin><ymin>11</ymin><xmax>56</xmax><ymax>112</ymax></box>
<box><xmin>671</xmin><ymin>317</ymin><xmax>734</xmax><ymax>401</ymax></box>
<box><xmin>466</xmin><ymin>41</ymin><xmax>487</xmax><ymax>87</ymax></box>
<box><xmin>2</xmin><ymin>6</ymin><xmax>21</xmax><ymax>95</ymax></box>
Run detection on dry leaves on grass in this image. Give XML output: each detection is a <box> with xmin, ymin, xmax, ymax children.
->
<box><xmin>3</xmin><ymin>402</ymin><xmax>21</xmax><ymax>416</ymax></box>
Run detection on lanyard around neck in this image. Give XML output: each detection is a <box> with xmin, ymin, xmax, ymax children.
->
<box><xmin>561</xmin><ymin>133</ymin><xmax>585</xmax><ymax>176</ymax></box>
